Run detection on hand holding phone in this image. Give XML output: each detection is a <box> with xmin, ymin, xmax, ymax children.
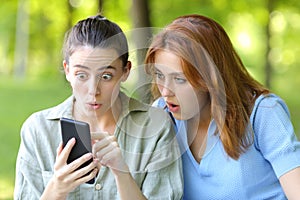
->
<box><xmin>60</xmin><ymin>117</ymin><xmax>95</xmax><ymax>184</ymax></box>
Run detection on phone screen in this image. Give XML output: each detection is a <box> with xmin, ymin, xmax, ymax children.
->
<box><xmin>60</xmin><ymin>117</ymin><xmax>95</xmax><ymax>184</ymax></box>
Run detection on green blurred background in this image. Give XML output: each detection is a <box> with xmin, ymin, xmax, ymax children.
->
<box><xmin>1</xmin><ymin>0</ymin><xmax>299</xmax><ymax>199</ymax></box>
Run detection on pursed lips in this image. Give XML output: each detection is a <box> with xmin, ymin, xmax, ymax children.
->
<box><xmin>87</xmin><ymin>102</ymin><xmax>102</xmax><ymax>109</ymax></box>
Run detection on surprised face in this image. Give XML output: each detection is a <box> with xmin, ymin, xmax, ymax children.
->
<box><xmin>64</xmin><ymin>47</ymin><xmax>130</xmax><ymax>119</ymax></box>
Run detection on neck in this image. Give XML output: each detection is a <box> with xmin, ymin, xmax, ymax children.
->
<box><xmin>187</xmin><ymin>98</ymin><xmax>211</xmax><ymax>140</ymax></box>
<box><xmin>186</xmin><ymin>99</ymin><xmax>211</xmax><ymax>163</ymax></box>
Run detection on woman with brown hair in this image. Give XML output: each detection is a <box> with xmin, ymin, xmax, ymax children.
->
<box><xmin>14</xmin><ymin>15</ymin><xmax>183</xmax><ymax>200</ymax></box>
<box><xmin>145</xmin><ymin>14</ymin><xmax>300</xmax><ymax>199</ymax></box>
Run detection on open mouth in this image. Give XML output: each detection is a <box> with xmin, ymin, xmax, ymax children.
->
<box><xmin>166</xmin><ymin>102</ymin><xmax>180</xmax><ymax>112</ymax></box>
<box><xmin>88</xmin><ymin>103</ymin><xmax>101</xmax><ymax>110</ymax></box>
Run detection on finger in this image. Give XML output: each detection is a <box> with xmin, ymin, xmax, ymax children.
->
<box><xmin>96</xmin><ymin>144</ymin><xmax>116</xmax><ymax>163</ymax></box>
<box><xmin>93</xmin><ymin>135</ymin><xmax>118</xmax><ymax>156</ymax></box>
<box><xmin>91</xmin><ymin>131</ymin><xmax>109</xmax><ymax>140</ymax></box>
<box><xmin>56</xmin><ymin>138</ymin><xmax>76</xmax><ymax>167</ymax></box>
<box><xmin>106</xmin><ymin>135</ymin><xmax>117</xmax><ymax>143</ymax></box>
<box><xmin>55</xmin><ymin>161</ymin><xmax>97</xmax><ymax>188</ymax></box>
<box><xmin>56</xmin><ymin>142</ymin><xmax>63</xmax><ymax>157</ymax></box>
<box><xmin>103</xmin><ymin>150</ymin><xmax>130</xmax><ymax>173</ymax></box>
<box><xmin>100</xmin><ymin>148</ymin><xmax>124</xmax><ymax>170</ymax></box>
<box><xmin>92</xmin><ymin>137</ymin><xmax>110</xmax><ymax>155</ymax></box>
<box><xmin>100</xmin><ymin>150</ymin><xmax>117</xmax><ymax>166</ymax></box>
<box><xmin>109</xmin><ymin>135</ymin><xmax>117</xmax><ymax>143</ymax></box>
<box><xmin>68</xmin><ymin>152</ymin><xmax>94</xmax><ymax>173</ymax></box>
<box><xmin>54</xmin><ymin>152</ymin><xmax>91</xmax><ymax>178</ymax></box>
<box><xmin>72</xmin><ymin>160</ymin><xmax>98</xmax><ymax>181</ymax></box>
<box><xmin>73</xmin><ymin>167</ymin><xmax>98</xmax><ymax>185</ymax></box>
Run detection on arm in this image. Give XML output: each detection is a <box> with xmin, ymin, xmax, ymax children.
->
<box><xmin>91</xmin><ymin>103</ymin><xmax>183</xmax><ymax>199</ymax></box>
<box><xmin>92</xmin><ymin>130</ymin><xmax>183</xmax><ymax>200</ymax></box>
<box><xmin>92</xmin><ymin>132</ymin><xmax>147</xmax><ymax>200</ymax></box>
<box><xmin>279</xmin><ymin>167</ymin><xmax>300</xmax><ymax>200</ymax></box>
<box><xmin>114</xmin><ymin>171</ymin><xmax>147</xmax><ymax>200</ymax></box>
<box><xmin>253</xmin><ymin>95</ymin><xmax>300</xmax><ymax>199</ymax></box>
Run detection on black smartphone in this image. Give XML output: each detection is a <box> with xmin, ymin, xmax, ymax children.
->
<box><xmin>60</xmin><ymin>117</ymin><xmax>95</xmax><ymax>184</ymax></box>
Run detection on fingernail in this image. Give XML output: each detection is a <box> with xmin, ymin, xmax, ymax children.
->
<box><xmin>69</xmin><ymin>138</ymin><xmax>75</xmax><ymax>143</ymax></box>
<box><xmin>85</xmin><ymin>153</ymin><xmax>92</xmax><ymax>159</ymax></box>
<box><xmin>93</xmin><ymin>168</ymin><xmax>98</xmax><ymax>175</ymax></box>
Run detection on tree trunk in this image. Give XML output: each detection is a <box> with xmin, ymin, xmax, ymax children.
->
<box><xmin>98</xmin><ymin>0</ymin><xmax>104</xmax><ymax>13</ymax></box>
<box><xmin>130</xmin><ymin>0</ymin><xmax>152</xmax><ymax>103</ymax></box>
<box><xmin>14</xmin><ymin>0</ymin><xmax>29</xmax><ymax>78</ymax></box>
<box><xmin>265</xmin><ymin>0</ymin><xmax>274</xmax><ymax>88</ymax></box>
<box><xmin>66</xmin><ymin>0</ymin><xmax>74</xmax><ymax>29</ymax></box>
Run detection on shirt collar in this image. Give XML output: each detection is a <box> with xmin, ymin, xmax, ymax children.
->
<box><xmin>45</xmin><ymin>95</ymin><xmax>74</xmax><ymax>120</ymax></box>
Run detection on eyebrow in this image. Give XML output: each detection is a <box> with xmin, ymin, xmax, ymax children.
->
<box><xmin>154</xmin><ymin>67</ymin><xmax>184</xmax><ymax>76</ymax></box>
<box><xmin>73</xmin><ymin>65</ymin><xmax>116</xmax><ymax>71</ymax></box>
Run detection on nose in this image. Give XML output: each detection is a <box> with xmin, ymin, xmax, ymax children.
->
<box><xmin>88</xmin><ymin>77</ymin><xmax>100</xmax><ymax>96</ymax></box>
<box><xmin>160</xmin><ymin>80</ymin><xmax>174</xmax><ymax>97</ymax></box>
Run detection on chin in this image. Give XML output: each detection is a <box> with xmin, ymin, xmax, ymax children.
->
<box><xmin>172</xmin><ymin>113</ymin><xmax>185</xmax><ymax>121</ymax></box>
<box><xmin>173</xmin><ymin>112</ymin><xmax>195</xmax><ymax>121</ymax></box>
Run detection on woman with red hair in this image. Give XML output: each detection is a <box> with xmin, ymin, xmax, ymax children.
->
<box><xmin>145</xmin><ymin>14</ymin><xmax>300</xmax><ymax>199</ymax></box>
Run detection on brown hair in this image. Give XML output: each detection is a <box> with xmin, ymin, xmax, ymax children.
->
<box><xmin>63</xmin><ymin>14</ymin><xmax>129</xmax><ymax>68</ymax></box>
<box><xmin>145</xmin><ymin>14</ymin><xmax>269</xmax><ymax>159</ymax></box>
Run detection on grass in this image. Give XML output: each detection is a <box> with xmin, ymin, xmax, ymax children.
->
<box><xmin>0</xmin><ymin>75</ymin><xmax>71</xmax><ymax>199</ymax></box>
<box><xmin>0</xmin><ymin>75</ymin><xmax>299</xmax><ymax>199</ymax></box>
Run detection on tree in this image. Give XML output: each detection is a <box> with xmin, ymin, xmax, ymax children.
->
<box><xmin>98</xmin><ymin>0</ymin><xmax>104</xmax><ymax>13</ymax></box>
<box><xmin>265</xmin><ymin>0</ymin><xmax>275</xmax><ymax>88</ymax></box>
<box><xmin>13</xmin><ymin>0</ymin><xmax>29</xmax><ymax>78</ymax></box>
<box><xmin>130</xmin><ymin>0</ymin><xmax>152</xmax><ymax>103</ymax></box>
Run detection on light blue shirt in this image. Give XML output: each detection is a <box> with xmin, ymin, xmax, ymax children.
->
<box><xmin>153</xmin><ymin>94</ymin><xmax>300</xmax><ymax>199</ymax></box>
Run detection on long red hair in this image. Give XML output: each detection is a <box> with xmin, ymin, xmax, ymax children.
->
<box><xmin>145</xmin><ymin>14</ymin><xmax>269</xmax><ymax>159</ymax></box>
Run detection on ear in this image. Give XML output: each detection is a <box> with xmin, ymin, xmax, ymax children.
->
<box><xmin>121</xmin><ymin>61</ymin><xmax>131</xmax><ymax>82</ymax></box>
<box><xmin>63</xmin><ymin>60</ymin><xmax>70</xmax><ymax>82</ymax></box>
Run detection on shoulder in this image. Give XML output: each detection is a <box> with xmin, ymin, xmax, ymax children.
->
<box><xmin>250</xmin><ymin>93</ymin><xmax>294</xmax><ymax>148</ymax></box>
<box><xmin>127</xmin><ymin>96</ymin><xmax>172</xmax><ymax>126</ymax></box>
<box><xmin>149</xmin><ymin>97</ymin><xmax>170</xmax><ymax>122</ymax></box>
<box><xmin>252</xmin><ymin>93</ymin><xmax>290</xmax><ymax>120</ymax></box>
<box><xmin>256</xmin><ymin>93</ymin><xmax>287</xmax><ymax>107</ymax></box>
<box><xmin>250</xmin><ymin>94</ymin><xmax>300</xmax><ymax>177</ymax></box>
<box><xmin>250</xmin><ymin>93</ymin><xmax>292</xmax><ymax>145</ymax></box>
<box><xmin>120</xmin><ymin>95</ymin><xmax>174</xmax><ymax>139</ymax></box>
<box><xmin>121</xmin><ymin>93</ymin><xmax>170</xmax><ymax>122</ymax></box>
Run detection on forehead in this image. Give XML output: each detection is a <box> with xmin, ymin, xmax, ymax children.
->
<box><xmin>154</xmin><ymin>50</ymin><xmax>183</xmax><ymax>74</ymax></box>
<box><xmin>69</xmin><ymin>47</ymin><xmax>121</xmax><ymax>67</ymax></box>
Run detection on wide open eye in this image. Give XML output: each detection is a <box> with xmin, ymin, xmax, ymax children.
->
<box><xmin>101</xmin><ymin>73</ymin><xmax>113</xmax><ymax>81</ymax></box>
<box><xmin>76</xmin><ymin>72</ymin><xmax>88</xmax><ymax>80</ymax></box>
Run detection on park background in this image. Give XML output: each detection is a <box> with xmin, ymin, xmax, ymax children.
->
<box><xmin>1</xmin><ymin>0</ymin><xmax>299</xmax><ymax>199</ymax></box>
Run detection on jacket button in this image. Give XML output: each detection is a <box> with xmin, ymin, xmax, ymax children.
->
<box><xmin>95</xmin><ymin>183</ymin><xmax>102</xmax><ymax>190</ymax></box>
